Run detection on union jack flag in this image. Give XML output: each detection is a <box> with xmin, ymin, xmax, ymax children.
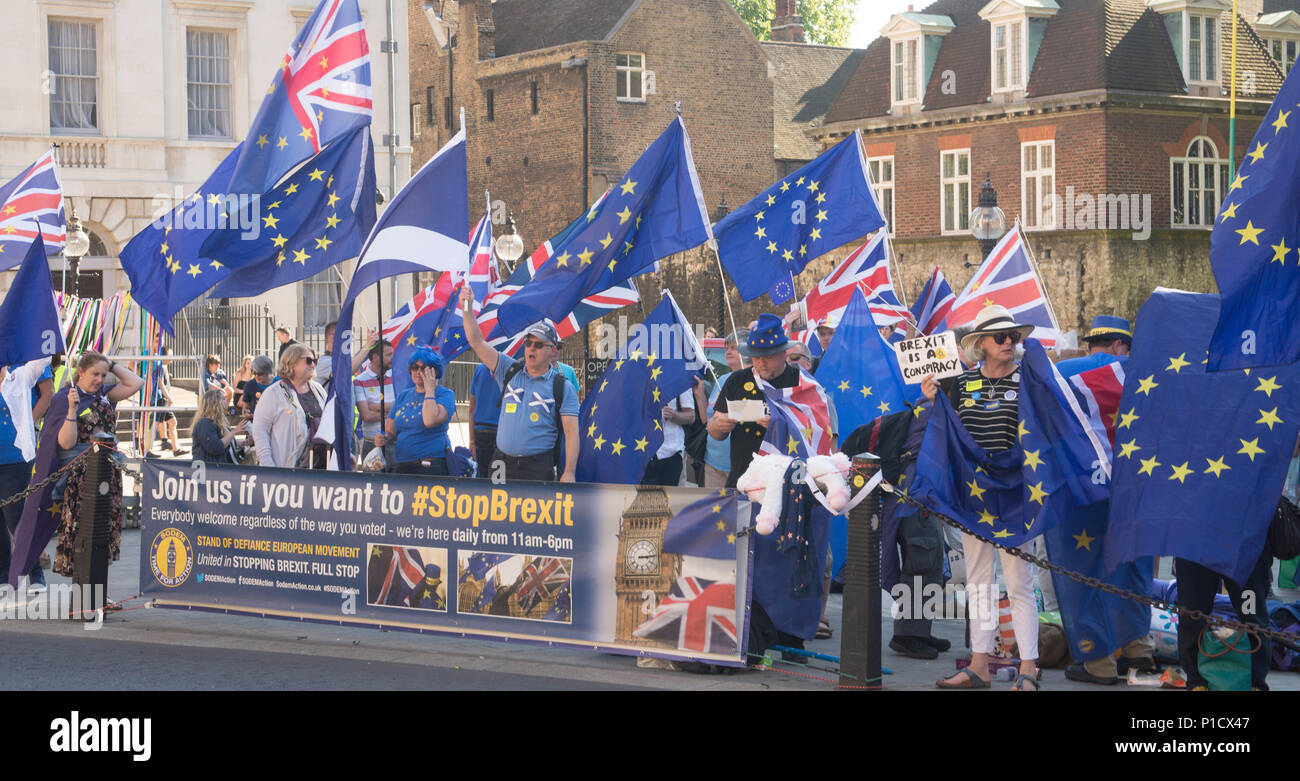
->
<box><xmin>632</xmin><ymin>576</ymin><xmax>738</xmax><ymax>654</ymax></box>
<box><xmin>910</xmin><ymin>266</ymin><xmax>956</xmax><ymax>335</ymax></box>
<box><xmin>789</xmin><ymin>329</ymin><xmax>824</xmax><ymax>358</ymax></box>
<box><xmin>383</xmin><ymin>281</ymin><xmax>448</xmax><ymax>347</ymax></box>
<box><xmin>374</xmin><ymin>546</ymin><xmax>425</xmax><ymax>607</ymax></box>
<box><xmin>802</xmin><ymin>232</ymin><xmax>910</xmax><ymax>329</ymax></box>
<box><xmin>0</xmin><ymin>150</ymin><xmax>65</xmax><ymax>266</ymax></box>
<box><xmin>1069</xmin><ymin>359</ymin><xmax>1126</xmax><ymax>450</ymax></box>
<box><xmin>758</xmin><ymin>371</ymin><xmax>834</xmax><ymax>457</ymax></box>
<box><xmin>228</xmin><ymin>0</ymin><xmax>372</xmax><ymax>195</ymax></box>
<box><xmin>517</xmin><ymin>556</ymin><xmax>569</xmax><ymax>613</ymax></box>
<box><xmin>947</xmin><ymin>224</ymin><xmax>1059</xmax><ymax>345</ymax></box>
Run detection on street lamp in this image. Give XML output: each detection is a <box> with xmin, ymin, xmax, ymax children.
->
<box><xmin>494</xmin><ymin>211</ymin><xmax>524</xmax><ymax>276</ymax></box>
<box><xmin>64</xmin><ymin>205</ymin><xmax>91</xmax><ymax>297</ymax></box>
<box><xmin>713</xmin><ymin>196</ymin><xmax>730</xmax><ymax>336</ymax></box>
<box><xmin>969</xmin><ymin>173</ymin><xmax>1006</xmax><ymax>262</ymax></box>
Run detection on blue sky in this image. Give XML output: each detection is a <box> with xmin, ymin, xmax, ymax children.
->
<box><xmin>849</xmin><ymin>1</ymin><xmax>919</xmax><ymax>48</ymax></box>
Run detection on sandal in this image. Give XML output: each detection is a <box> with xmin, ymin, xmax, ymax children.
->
<box><xmin>936</xmin><ymin>668</ymin><xmax>989</xmax><ymax>689</ymax></box>
<box><xmin>1012</xmin><ymin>673</ymin><xmax>1041</xmax><ymax>691</ymax></box>
<box><xmin>816</xmin><ymin>618</ymin><xmax>833</xmax><ymax>639</ymax></box>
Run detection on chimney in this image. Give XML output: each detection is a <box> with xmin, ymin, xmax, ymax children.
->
<box><xmin>476</xmin><ymin>0</ymin><xmax>495</xmax><ymax>59</ymax></box>
<box><xmin>771</xmin><ymin>0</ymin><xmax>804</xmax><ymax>43</ymax></box>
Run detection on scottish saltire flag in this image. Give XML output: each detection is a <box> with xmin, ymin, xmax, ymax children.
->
<box><xmin>1106</xmin><ymin>289</ymin><xmax>1300</xmax><ymax>582</ymax></box>
<box><xmin>331</xmin><ymin>129</ymin><xmax>469</xmax><ymax>468</ymax></box>
<box><xmin>203</xmin><ymin>126</ymin><xmax>376</xmax><ymax>293</ymax></box>
<box><xmin>632</xmin><ymin>576</ymin><xmax>738</xmax><ymax>654</ymax></box>
<box><xmin>0</xmin><ymin>150</ymin><xmax>65</xmax><ymax>264</ymax></box>
<box><xmin>908</xmin><ymin>339</ymin><xmax>1109</xmax><ymax>546</ymax></box>
<box><xmin>714</xmin><ymin>131</ymin><xmax>884</xmax><ymax>303</ymax></box>
<box><xmin>0</xmin><ymin>235</ymin><xmax>65</xmax><ymax>367</ymax></box>
<box><xmin>227</xmin><ymin>0</ymin><xmax>372</xmax><ymax>195</ymax></box>
<box><xmin>495</xmin><ymin>117</ymin><xmax>710</xmax><ymax>335</ymax></box>
<box><xmin>517</xmin><ymin>557</ymin><xmax>569</xmax><ymax>613</ymax></box>
<box><xmin>120</xmin><ymin>145</ymin><xmax>243</xmax><ymax>333</ymax></box>
<box><xmin>1045</xmin><ymin>501</ymin><xmax>1153</xmax><ymax>662</ymax></box>
<box><xmin>663</xmin><ymin>490</ymin><xmax>740</xmax><ymax>559</ymax></box>
<box><xmin>1208</xmin><ymin>65</ymin><xmax>1300</xmax><ymax>370</ymax></box>
<box><xmin>800</xmin><ymin>231</ymin><xmax>909</xmax><ymax>328</ymax></box>
<box><xmin>576</xmin><ymin>292</ymin><xmax>700</xmax><ymax>483</ymax></box>
<box><xmin>814</xmin><ymin>287</ymin><xmax>918</xmax><ymax>439</ymax></box>
<box><xmin>757</xmin><ymin>370</ymin><xmax>835</xmax><ymax>458</ymax></box>
<box><xmin>910</xmin><ymin>266</ymin><xmax>956</xmax><ymax>335</ymax></box>
<box><xmin>947</xmin><ymin>225</ymin><xmax>1059</xmax><ymax>345</ymax></box>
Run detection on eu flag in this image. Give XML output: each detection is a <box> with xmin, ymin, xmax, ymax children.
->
<box><xmin>120</xmin><ymin>144</ymin><xmax>242</xmax><ymax>333</ymax></box>
<box><xmin>494</xmin><ymin>116</ymin><xmax>711</xmax><ymax>336</ymax></box>
<box><xmin>1106</xmin><ymin>289</ymin><xmax>1300</xmax><ymax>582</ymax></box>
<box><xmin>0</xmin><ymin>235</ymin><xmax>65</xmax><ymax>367</ymax></box>
<box><xmin>663</xmin><ymin>490</ymin><xmax>740</xmax><ymax>559</ymax></box>
<box><xmin>203</xmin><ymin>126</ymin><xmax>376</xmax><ymax>291</ymax></box>
<box><xmin>714</xmin><ymin>130</ymin><xmax>884</xmax><ymax>303</ymax></box>
<box><xmin>908</xmin><ymin>340</ymin><xmax>1110</xmax><ymax>546</ymax></box>
<box><xmin>813</xmin><ymin>286</ymin><xmax>919</xmax><ymax>438</ymax></box>
<box><xmin>576</xmin><ymin>292</ymin><xmax>701</xmax><ymax>484</ymax></box>
<box><xmin>226</xmin><ymin>0</ymin><xmax>373</xmax><ymax>196</ymax></box>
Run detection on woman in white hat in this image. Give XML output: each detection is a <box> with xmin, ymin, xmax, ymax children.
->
<box><xmin>921</xmin><ymin>305</ymin><xmax>1041</xmax><ymax>691</ymax></box>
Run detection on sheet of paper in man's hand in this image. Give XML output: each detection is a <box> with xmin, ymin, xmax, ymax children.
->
<box><xmin>728</xmin><ymin>399</ymin><xmax>767</xmax><ymax>423</ymax></box>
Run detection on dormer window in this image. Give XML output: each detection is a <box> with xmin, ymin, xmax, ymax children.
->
<box><xmin>1256</xmin><ymin>11</ymin><xmax>1300</xmax><ymax>76</ymax></box>
<box><xmin>979</xmin><ymin>1</ymin><xmax>1058</xmax><ymax>95</ymax></box>
<box><xmin>1149</xmin><ymin>0</ymin><xmax>1230</xmax><ymax>87</ymax></box>
<box><xmin>881</xmin><ymin>12</ymin><xmax>954</xmax><ymax>111</ymax></box>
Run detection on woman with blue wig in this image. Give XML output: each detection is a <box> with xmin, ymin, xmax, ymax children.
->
<box><xmin>375</xmin><ymin>347</ymin><xmax>457</xmax><ymax>475</ymax></box>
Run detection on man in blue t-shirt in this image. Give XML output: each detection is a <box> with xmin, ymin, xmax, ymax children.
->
<box><xmin>468</xmin><ymin>363</ymin><xmax>502</xmax><ymax>466</ymax></box>
<box><xmin>460</xmin><ymin>286</ymin><xmax>578</xmax><ymax>482</ymax></box>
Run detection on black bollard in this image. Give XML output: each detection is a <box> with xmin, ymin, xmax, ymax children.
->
<box><xmin>71</xmin><ymin>434</ymin><xmax>114</xmax><ymax>617</ymax></box>
<box><xmin>839</xmin><ymin>454</ymin><xmax>882</xmax><ymax>690</ymax></box>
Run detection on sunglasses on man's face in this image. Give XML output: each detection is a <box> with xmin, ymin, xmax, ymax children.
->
<box><xmin>990</xmin><ymin>332</ymin><xmax>1022</xmax><ymax>346</ymax></box>
<box><xmin>524</xmin><ymin>339</ymin><xmax>550</xmax><ymax>350</ymax></box>
<box><xmin>302</xmin><ymin>356</ymin><xmax>317</xmax><ymax>365</ymax></box>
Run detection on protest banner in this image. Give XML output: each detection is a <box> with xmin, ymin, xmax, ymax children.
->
<box><xmin>892</xmin><ymin>331</ymin><xmax>963</xmax><ymax>383</ymax></box>
<box><xmin>139</xmin><ymin>461</ymin><xmax>752</xmax><ymax>666</ymax></box>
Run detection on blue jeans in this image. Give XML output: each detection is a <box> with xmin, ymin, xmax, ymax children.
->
<box><xmin>0</xmin><ymin>460</ymin><xmax>45</xmax><ymax>586</ymax></box>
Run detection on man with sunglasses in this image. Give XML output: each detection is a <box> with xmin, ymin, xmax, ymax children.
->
<box><xmin>460</xmin><ymin>286</ymin><xmax>578</xmax><ymax>482</ymax></box>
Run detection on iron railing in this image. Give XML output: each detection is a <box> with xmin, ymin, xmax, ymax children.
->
<box><xmin>171</xmin><ymin>301</ymin><xmax>276</xmax><ymax>383</ymax></box>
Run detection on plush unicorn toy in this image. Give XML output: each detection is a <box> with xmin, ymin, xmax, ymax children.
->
<box><xmin>736</xmin><ymin>452</ymin><xmax>852</xmax><ymax>534</ymax></box>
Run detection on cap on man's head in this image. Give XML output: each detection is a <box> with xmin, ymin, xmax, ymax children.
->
<box><xmin>1083</xmin><ymin>314</ymin><xmax>1132</xmax><ymax>345</ymax></box>
<box><xmin>525</xmin><ymin>321</ymin><xmax>560</xmax><ymax>346</ymax></box>
<box><xmin>815</xmin><ymin>314</ymin><xmax>837</xmax><ymax>332</ymax></box>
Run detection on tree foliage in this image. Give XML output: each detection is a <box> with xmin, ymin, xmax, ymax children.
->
<box><xmin>729</xmin><ymin>0</ymin><xmax>857</xmax><ymax>47</ymax></box>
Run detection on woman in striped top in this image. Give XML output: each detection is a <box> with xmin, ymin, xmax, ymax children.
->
<box><xmin>922</xmin><ymin>305</ymin><xmax>1042</xmax><ymax>691</ymax></box>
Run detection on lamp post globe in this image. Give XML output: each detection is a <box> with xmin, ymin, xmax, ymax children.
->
<box><xmin>65</xmin><ymin>207</ymin><xmax>91</xmax><ymax>297</ymax></box>
<box><xmin>493</xmin><ymin>211</ymin><xmax>524</xmax><ymax>275</ymax></box>
<box><xmin>969</xmin><ymin>173</ymin><xmax>1006</xmax><ymax>261</ymax></box>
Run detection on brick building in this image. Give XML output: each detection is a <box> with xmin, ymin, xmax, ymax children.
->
<box><xmin>811</xmin><ymin>0</ymin><xmax>1298</xmax><ymax>329</ymax></box>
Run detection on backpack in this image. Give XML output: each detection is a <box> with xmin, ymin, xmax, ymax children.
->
<box><xmin>502</xmin><ymin>361</ymin><xmax>567</xmax><ymax>472</ymax></box>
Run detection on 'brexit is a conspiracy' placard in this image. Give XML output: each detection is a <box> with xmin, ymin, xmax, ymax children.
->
<box><xmin>140</xmin><ymin>462</ymin><xmax>752</xmax><ymax>665</ymax></box>
<box><xmin>892</xmin><ymin>331</ymin><xmax>963</xmax><ymax>383</ymax></box>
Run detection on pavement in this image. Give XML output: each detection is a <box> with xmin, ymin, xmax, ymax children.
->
<box><xmin>6</xmin><ymin>514</ymin><xmax>1298</xmax><ymax>690</ymax></box>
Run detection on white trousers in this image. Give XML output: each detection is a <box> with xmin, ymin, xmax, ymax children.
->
<box><xmin>963</xmin><ymin>533</ymin><xmax>1039</xmax><ymax>661</ymax></box>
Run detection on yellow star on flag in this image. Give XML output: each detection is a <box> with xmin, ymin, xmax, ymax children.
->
<box><xmin>977</xmin><ymin>509</ymin><xmax>997</xmax><ymax>526</ymax></box>
<box><xmin>781</xmin><ymin>248</ymin><xmax>793</xmax><ymax>261</ymax></box>
<box><xmin>1203</xmin><ymin>456</ymin><xmax>1231</xmax><ymax>477</ymax></box>
<box><xmin>1027</xmin><ymin>482</ymin><xmax>1048</xmax><ymax>504</ymax></box>
<box><xmin>262</xmin><ymin>213</ymin><xmax>280</xmax><ymax>229</ymax></box>
<box><xmin>780</xmin><ymin>181</ymin><xmax>790</xmax><ymax>192</ymax></box>
<box><xmin>786</xmin><ymin>435</ymin><xmax>800</xmax><ymax>455</ymax></box>
<box><xmin>292</xmin><ymin>248</ymin><xmax>310</xmax><ymax>265</ymax></box>
<box><xmin>1238</xmin><ymin>437</ymin><xmax>1265</xmax><ymax>461</ymax></box>
<box><xmin>284</xmin><ymin>182</ymin><xmax>299</xmax><ymax>196</ymax></box>
<box><xmin>271</xmin><ymin>234</ymin><xmax>288</xmax><ymax>248</ymax></box>
<box><xmin>308</xmin><ymin>168</ymin><xmax>325</xmax><ymax>181</ymax></box>
<box><xmin>610</xmin><ymin>439</ymin><xmax>625</xmax><ymax>455</ymax></box>
<box><xmin>1018</xmin><ymin>420</ymin><xmax>1029</xmax><ymax>440</ymax></box>
<box><xmin>1228</xmin><ymin>173</ymin><xmax>1249</xmax><ymax>192</ymax></box>
<box><xmin>1256</xmin><ymin>376</ymin><xmax>1282</xmax><ymax>397</ymax></box>
<box><xmin>255</xmin><ymin>134</ymin><xmax>268</xmax><ymax>148</ymax></box>
<box><xmin>1073</xmin><ymin>529</ymin><xmax>1095</xmax><ymax>550</ymax></box>
<box><xmin>1247</xmin><ymin>141</ymin><xmax>1268</xmax><ymax>163</ymax></box>
<box><xmin>299</xmin><ymin>126</ymin><xmax>314</xmax><ymax>143</ymax></box>
<box><xmin>599</xmin><ymin>232</ymin><xmax>613</xmax><ymax>249</ymax></box>
<box><xmin>1118</xmin><ymin>439</ymin><xmax>1140</xmax><ymax>459</ymax></box>
<box><xmin>592</xmin><ymin>434</ymin><xmax>606</xmax><ymax>451</ymax></box>
<box><xmin>837</xmin><ymin>380</ymin><xmax>850</xmax><ymax>392</ymax></box>
<box><xmin>616</xmin><ymin>206</ymin><xmax>632</xmax><ymax>224</ymax></box>
<box><xmin>620</xmin><ymin>179</ymin><xmax>637</xmax><ymax>195</ymax></box>
<box><xmin>878</xmin><ymin>400</ymin><xmax>890</xmax><ymax>413</ymax></box>
<box><xmin>1024</xmin><ymin>449</ymin><xmax>1044</xmax><ymax>471</ymax></box>
<box><xmin>186</xmin><ymin>264</ymin><xmax>202</xmax><ymax>277</ymax></box>
<box><xmin>650</xmin><ymin>366</ymin><xmax>663</xmax><ymax>381</ymax></box>
<box><xmin>1118</xmin><ymin>408</ymin><xmax>1139</xmax><ymax>429</ymax></box>
<box><xmin>991</xmin><ymin>529</ymin><xmax>1012</xmax><ymax>539</ymax></box>
<box><xmin>207</xmin><ymin>193</ymin><xmax>222</xmax><ymax>206</ymax></box>
<box><xmin>1165</xmin><ymin>353</ymin><xmax>1190</xmax><ymax>373</ymax></box>
<box><xmin>634</xmin><ymin>437</ymin><xmax>648</xmax><ymax>452</ymax></box>
<box><xmin>1257</xmin><ymin>407</ymin><xmax>1283</xmax><ymax>430</ymax></box>
<box><xmin>277</xmin><ymin>136</ymin><xmax>289</xmax><ymax>150</ymax></box>
<box><xmin>755</xmin><ymin>211</ymin><xmax>765</xmax><ymax>222</ymax></box>
<box><xmin>554</xmin><ymin>251</ymin><xmax>571</xmax><ymax>268</ymax></box>
<box><xmin>1136</xmin><ymin>375</ymin><xmax>1158</xmax><ymax>395</ymax></box>
<box><xmin>578</xmin><ymin>247</ymin><xmax>594</xmax><ymax>266</ymax></box>
<box><xmin>1219</xmin><ymin>201</ymin><xmax>1238</xmax><ymax>221</ymax></box>
<box><xmin>1235</xmin><ymin>220</ymin><xmax>1263</xmax><ymax>245</ymax></box>
<box><xmin>1275</xmin><ymin>240</ymin><xmax>1294</xmax><ymax>265</ymax></box>
<box><xmin>765</xmin><ymin>194</ymin><xmax>776</xmax><ymax>206</ymax></box>
<box><xmin>754</xmin><ymin>225</ymin><xmax>767</xmax><ymax>240</ymax></box>
<box><xmin>815</xmin><ymin>209</ymin><xmax>828</xmax><ymax>222</ymax></box>
<box><xmin>859</xmin><ymin>385</ymin><xmax>871</xmax><ymax>398</ymax></box>
<box><xmin>766</xmin><ymin>241</ymin><xmax>778</xmax><ymax>254</ymax></box>
<box><xmin>314</xmin><ymin>236</ymin><xmax>333</xmax><ymax>251</ymax></box>
<box><xmin>325</xmin><ymin>213</ymin><xmax>341</xmax><ymax>229</ymax></box>
<box><xmin>966</xmin><ymin>479</ymin><xmax>986</xmax><ymax>501</ymax></box>
<box><xmin>586</xmin><ymin>422</ymin><xmax>597</xmax><ymax>437</ymax></box>
<box><xmin>1137</xmin><ymin>455</ymin><xmax>1161</xmax><ymax>476</ymax></box>
<box><xmin>1168</xmin><ymin>461</ymin><xmax>1193</xmax><ymax>483</ymax></box>
<box><xmin>809</xmin><ymin>227</ymin><xmax>822</xmax><ymax>241</ymax></box>
<box><xmin>1273</xmin><ymin>109</ymin><xmax>1291</xmax><ymax>133</ymax></box>
<box><xmin>807</xmin><ymin>179</ymin><xmax>819</xmax><ymax>193</ymax></box>
<box><xmin>326</xmin><ymin>192</ymin><xmax>340</xmax><ymax>208</ymax></box>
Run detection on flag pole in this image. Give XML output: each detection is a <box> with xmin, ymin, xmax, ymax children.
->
<box><xmin>1228</xmin><ymin>0</ymin><xmax>1239</xmax><ymax>173</ymax></box>
<box><xmin>711</xmin><ymin>243</ymin><xmax>741</xmax><ymax>343</ymax></box>
<box><xmin>1017</xmin><ymin>217</ymin><xmax>1063</xmax><ymax>333</ymax></box>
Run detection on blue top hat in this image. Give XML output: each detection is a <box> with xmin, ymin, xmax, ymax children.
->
<box><xmin>739</xmin><ymin>313</ymin><xmax>791</xmax><ymax>357</ymax></box>
<box><xmin>1083</xmin><ymin>315</ymin><xmax>1132</xmax><ymax>345</ymax></box>
<box><xmin>424</xmin><ymin>563</ymin><xmax>442</xmax><ymax>580</ymax></box>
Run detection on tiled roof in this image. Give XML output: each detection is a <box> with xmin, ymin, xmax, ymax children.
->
<box><xmin>761</xmin><ymin>41</ymin><xmax>864</xmax><ymax>161</ymax></box>
<box><xmin>491</xmin><ymin>0</ymin><xmax>640</xmax><ymax>57</ymax></box>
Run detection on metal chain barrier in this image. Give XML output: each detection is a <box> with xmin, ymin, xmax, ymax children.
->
<box><xmin>0</xmin><ymin>446</ymin><xmax>96</xmax><ymax>510</ymax></box>
<box><xmin>854</xmin><ymin>463</ymin><xmax>1300</xmax><ymax>650</ymax></box>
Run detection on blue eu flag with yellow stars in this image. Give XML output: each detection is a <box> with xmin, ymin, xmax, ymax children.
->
<box><xmin>663</xmin><ymin>491</ymin><xmax>740</xmax><ymax>559</ymax></box>
<box><xmin>576</xmin><ymin>292</ymin><xmax>701</xmax><ymax>484</ymax></box>
<box><xmin>714</xmin><ymin>130</ymin><xmax>884</xmax><ymax>303</ymax></box>
<box><xmin>1107</xmin><ymin>289</ymin><xmax>1300</xmax><ymax>582</ymax></box>
<box><xmin>1208</xmin><ymin>66</ymin><xmax>1300</xmax><ymax>370</ymax></box>
<box><xmin>813</xmin><ymin>286</ymin><xmax>918</xmax><ymax>438</ymax></box>
<box><xmin>203</xmin><ymin>125</ymin><xmax>376</xmax><ymax>293</ymax></box>
<box><xmin>120</xmin><ymin>144</ymin><xmax>242</xmax><ymax>334</ymax></box>
<box><xmin>909</xmin><ymin>339</ymin><xmax>1111</xmax><ymax>546</ymax></box>
<box><xmin>494</xmin><ymin>115</ymin><xmax>711</xmax><ymax>336</ymax></box>
<box><xmin>0</xmin><ymin>235</ymin><xmax>64</xmax><ymax>368</ymax></box>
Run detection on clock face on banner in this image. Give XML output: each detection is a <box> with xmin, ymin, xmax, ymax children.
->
<box><xmin>625</xmin><ymin>538</ymin><xmax>659</xmax><ymax>574</ymax></box>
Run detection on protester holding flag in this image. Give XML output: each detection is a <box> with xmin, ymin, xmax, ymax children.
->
<box><xmin>354</xmin><ymin>340</ymin><xmax>394</xmax><ymax>460</ymax></box>
<box><xmin>461</xmin><ymin>286</ymin><xmax>577</xmax><ymax>482</ymax></box>
<box><xmin>375</xmin><ymin>349</ymin><xmax>456</xmax><ymax>476</ymax></box>
<box><xmin>922</xmin><ymin>306</ymin><xmax>1040</xmax><ymax>690</ymax></box>
<box><xmin>251</xmin><ymin>344</ymin><xmax>327</xmax><ymax>469</ymax></box>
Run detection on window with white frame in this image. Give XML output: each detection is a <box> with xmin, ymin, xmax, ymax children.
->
<box><xmin>1186</xmin><ymin>14</ymin><xmax>1219</xmax><ymax>83</ymax></box>
<box><xmin>48</xmin><ymin>19</ymin><xmax>99</xmax><ymax>133</ymax></box>
<box><xmin>992</xmin><ymin>21</ymin><xmax>1025</xmax><ymax>91</ymax></box>
<box><xmin>892</xmin><ymin>38</ymin><xmax>920</xmax><ymax>104</ymax></box>
<box><xmin>1269</xmin><ymin>38</ymin><xmax>1298</xmax><ymax>75</ymax></box>
<box><xmin>941</xmin><ymin>149</ymin><xmax>970</xmax><ymax>234</ymax></box>
<box><xmin>186</xmin><ymin>29</ymin><xmax>233</xmax><ymax>139</ymax></box>
<box><xmin>616</xmin><ymin>53</ymin><xmax>644</xmax><ymax>101</ymax></box>
<box><xmin>1171</xmin><ymin>135</ymin><xmax>1229</xmax><ymax>228</ymax></box>
<box><xmin>1021</xmin><ymin>141</ymin><xmax>1055</xmax><ymax>230</ymax></box>
<box><xmin>302</xmin><ymin>267</ymin><xmax>343</xmax><ymax>342</ymax></box>
<box><xmin>868</xmin><ymin>157</ymin><xmax>895</xmax><ymax>235</ymax></box>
